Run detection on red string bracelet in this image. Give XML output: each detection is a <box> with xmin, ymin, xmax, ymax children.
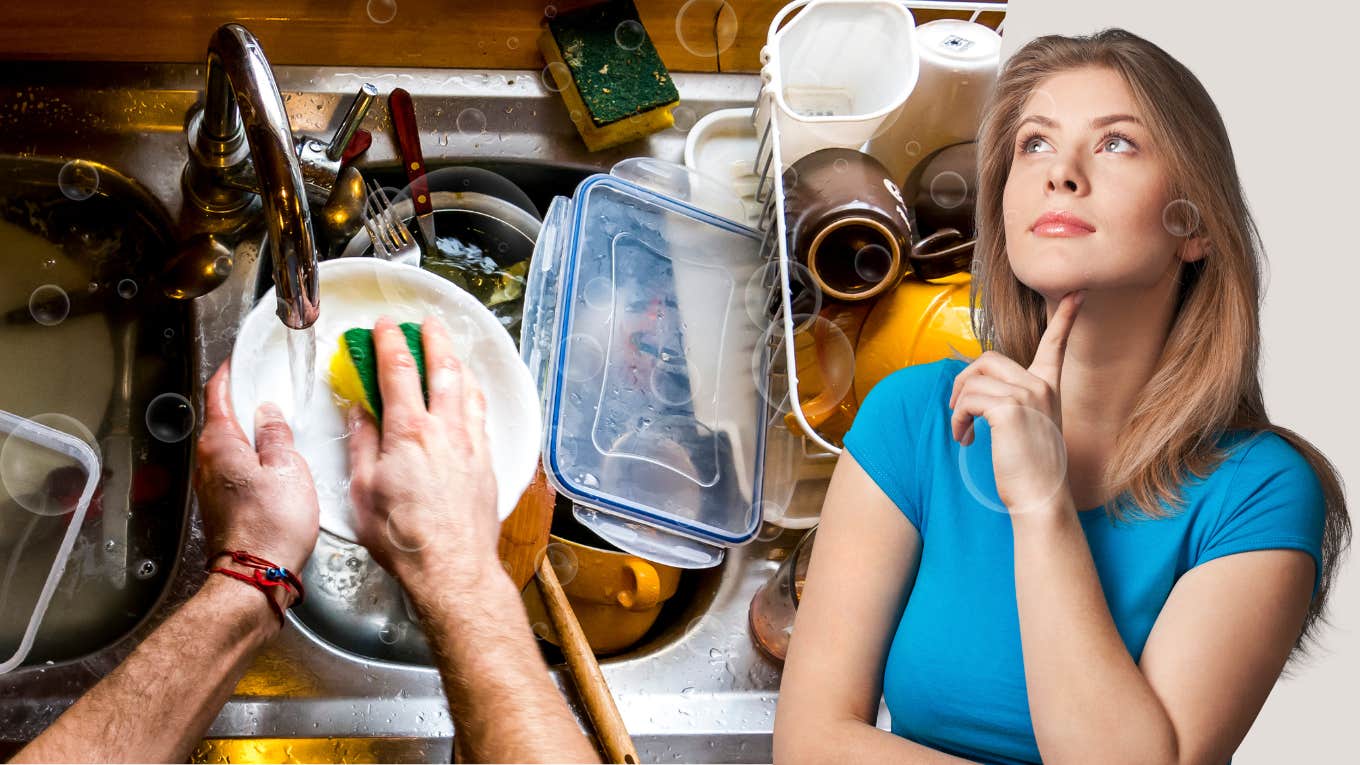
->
<box><xmin>206</xmin><ymin>550</ymin><xmax>307</xmax><ymax>627</ymax></box>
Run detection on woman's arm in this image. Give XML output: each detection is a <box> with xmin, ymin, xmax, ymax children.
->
<box><xmin>1012</xmin><ymin>496</ymin><xmax>1314</xmax><ymax>765</ymax></box>
<box><xmin>773</xmin><ymin>452</ymin><xmax>980</xmax><ymax>765</ymax></box>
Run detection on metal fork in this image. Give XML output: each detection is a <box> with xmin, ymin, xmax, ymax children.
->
<box><xmin>361</xmin><ymin>179</ymin><xmax>420</xmax><ymax>266</ymax></box>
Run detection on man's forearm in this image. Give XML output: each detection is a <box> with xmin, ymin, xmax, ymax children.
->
<box><xmin>408</xmin><ymin>564</ymin><xmax>601</xmax><ymax>763</ymax></box>
<box><xmin>13</xmin><ymin>575</ymin><xmax>277</xmax><ymax>763</ymax></box>
<box><xmin>1011</xmin><ymin>496</ymin><xmax>1179</xmax><ymax>765</ymax></box>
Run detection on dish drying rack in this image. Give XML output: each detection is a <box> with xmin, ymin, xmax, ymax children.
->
<box><xmin>751</xmin><ymin>0</ymin><xmax>1009</xmax><ymax>458</ymax></box>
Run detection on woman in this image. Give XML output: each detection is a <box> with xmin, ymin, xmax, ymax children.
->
<box><xmin>774</xmin><ymin>28</ymin><xmax>1350</xmax><ymax>765</ymax></box>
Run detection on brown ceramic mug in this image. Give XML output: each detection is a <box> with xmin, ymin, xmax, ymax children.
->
<box><xmin>783</xmin><ymin>148</ymin><xmax>912</xmax><ymax>302</ymax></box>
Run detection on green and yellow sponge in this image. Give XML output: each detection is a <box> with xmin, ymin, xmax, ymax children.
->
<box><xmin>539</xmin><ymin>0</ymin><xmax>680</xmax><ymax>151</ymax></box>
<box><xmin>328</xmin><ymin>322</ymin><xmax>428</xmax><ymax>422</ymax></box>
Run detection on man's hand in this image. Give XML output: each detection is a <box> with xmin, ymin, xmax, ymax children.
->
<box><xmin>195</xmin><ymin>361</ymin><xmax>320</xmax><ymax>575</ymax></box>
<box><xmin>347</xmin><ymin>315</ymin><xmax>502</xmax><ymax>594</ymax></box>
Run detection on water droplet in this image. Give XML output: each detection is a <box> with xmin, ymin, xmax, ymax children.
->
<box><xmin>506</xmin><ymin>36</ymin><xmax>520</xmax><ymax>50</ymax></box>
<box><xmin>28</xmin><ymin>285</ymin><xmax>69</xmax><ymax>326</ymax></box>
<box><xmin>378</xmin><ymin>622</ymin><xmax>399</xmax><ymax>644</ymax></box>
<box><xmin>134</xmin><ymin>559</ymin><xmax>157</xmax><ymax>579</ymax></box>
<box><xmin>145</xmin><ymin>393</ymin><xmax>195</xmax><ymax>443</ymax></box>
<box><xmin>58</xmin><ymin>159</ymin><xmax>99</xmax><ymax>200</ymax></box>
<box><xmin>163</xmin><ymin>328</ymin><xmax>174</xmax><ymax>339</ymax></box>
<box><xmin>213</xmin><ymin>255</ymin><xmax>233</xmax><ymax>277</ymax></box>
<box><xmin>117</xmin><ymin>279</ymin><xmax>138</xmax><ymax>299</ymax></box>
<box><xmin>366</xmin><ymin>0</ymin><xmax>397</xmax><ymax>24</ymax></box>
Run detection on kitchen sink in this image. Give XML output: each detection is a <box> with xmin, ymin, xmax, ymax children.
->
<box><xmin>0</xmin><ymin>59</ymin><xmax>835</xmax><ymax>763</ymax></box>
<box><xmin>0</xmin><ymin>156</ymin><xmax>193</xmax><ymax>664</ymax></box>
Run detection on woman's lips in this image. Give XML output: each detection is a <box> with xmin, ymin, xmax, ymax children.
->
<box><xmin>1030</xmin><ymin>210</ymin><xmax>1095</xmax><ymax>237</ymax></box>
<box><xmin>1032</xmin><ymin>222</ymin><xmax>1095</xmax><ymax>237</ymax></box>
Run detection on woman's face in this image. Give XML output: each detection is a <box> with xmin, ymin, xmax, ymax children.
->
<box><xmin>1002</xmin><ymin>66</ymin><xmax>1200</xmax><ymax>301</ymax></box>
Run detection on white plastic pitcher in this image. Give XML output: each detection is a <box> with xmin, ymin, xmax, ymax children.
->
<box><xmin>756</xmin><ymin>0</ymin><xmax>921</xmax><ymax>164</ymax></box>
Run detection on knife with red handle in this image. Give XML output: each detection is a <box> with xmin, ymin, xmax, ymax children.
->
<box><xmin>388</xmin><ymin>87</ymin><xmax>436</xmax><ymax>262</ymax></box>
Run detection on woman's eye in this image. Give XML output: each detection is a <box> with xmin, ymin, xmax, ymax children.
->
<box><xmin>1102</xmin><ymin>134</ymin><xmax>1135</xmax><ymax>153</ymax></box>
<box><xmin>1020</xmin><ymin>135</ymin><xmax>1051</xmax><ymax>154</ymax></box>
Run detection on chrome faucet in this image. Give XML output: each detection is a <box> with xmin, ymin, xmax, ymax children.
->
<box><xmin>182</xmin><ymin>23</ymin><xmax>375</xmax><ymax>330</ymax></box>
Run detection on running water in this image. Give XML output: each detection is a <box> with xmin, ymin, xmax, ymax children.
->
<box><xmin>286</xmin><ymin>325</ymin><xmax>318</xmax><ymax>418</ymax></box>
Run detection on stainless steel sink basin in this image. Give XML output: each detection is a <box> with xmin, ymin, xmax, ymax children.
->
<box><xmin>0</xmin><ymin>60</ymin><xmax>830</xmax><ymax>763</ymax></box>
<box><xmin>0</xmin><ymin>156</ymin><xmax>193</xmax><ymax>664</ymax></box>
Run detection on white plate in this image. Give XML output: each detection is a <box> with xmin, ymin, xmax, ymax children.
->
<box><xmin>230</xmin><ymin>258</ymin><xmax>541</xmax><ymax>542</ymax></box>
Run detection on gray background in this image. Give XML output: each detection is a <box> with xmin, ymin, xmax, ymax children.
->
<box><xmin>999</xmin><ymin>0</ymin><xmax>1358</xmax><ymax>760</ymax></box>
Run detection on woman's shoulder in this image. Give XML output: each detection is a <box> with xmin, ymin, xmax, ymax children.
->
<box><xmin>865</xmin><ymin>357</ymin><xmax>969</xmax><ymax>406</ymax></box>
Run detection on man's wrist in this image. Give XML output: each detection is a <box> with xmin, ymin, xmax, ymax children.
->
<box><xmin>399</xmin><ymin>553</ymin><xmax>520</xmax><ymax>622</ymax></box>
<box><xmin>199</xmin><ymin>573</ymin><xmax>284</xmax><ymax>644</ymax></box>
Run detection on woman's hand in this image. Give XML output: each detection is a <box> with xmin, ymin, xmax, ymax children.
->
<box><xmin>194</xmin><ymin>361</ymin><xmax>321</xmax><ymax>575</ymax></box>
<box><xmin>346</xmin><ymin>316</ymin><xmax>502</xmax><ymax>596</ymax></box>
<box><xmin>948</xmin><ymin>290</ymin><xmax>1085</xmax><ymax>515</ymax></box>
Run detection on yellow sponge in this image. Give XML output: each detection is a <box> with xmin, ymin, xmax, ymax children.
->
<box><xmin>328</xmin><ymin>323</ymin><xmax>427</xmax><ymax>422</ymax></box>
<box><xmin>538</xmin><ymin>0</ymin><xmax>680</xmax><ymax>151</ymax></box>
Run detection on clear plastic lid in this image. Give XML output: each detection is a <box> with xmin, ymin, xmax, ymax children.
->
<box><xmin>0</xmin><ymin>409</ymin><xmax>100</xmax><ymax>674</ymax></box>
<box><xmin>523</xmin><ymin>173</ymin><xmax>768</xmax><ymax>560</ymax></box>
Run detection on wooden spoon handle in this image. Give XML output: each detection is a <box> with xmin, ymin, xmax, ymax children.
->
<box><xmin>536</xmin><ymin>555</ymin><xmax>640</xmax><ymax>764</ymax></box>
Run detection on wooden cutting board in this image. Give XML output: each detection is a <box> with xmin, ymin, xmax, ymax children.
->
<box><xmin>496</xmin><ymin>461</ymin><xmax>555</xmax><ymax>591</ymax></box>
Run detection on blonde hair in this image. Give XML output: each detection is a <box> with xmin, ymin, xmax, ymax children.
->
<box><xmin>971</xmin><ymin>28</ymin><xmax>1350</xmax><ymax>664</ymax></box>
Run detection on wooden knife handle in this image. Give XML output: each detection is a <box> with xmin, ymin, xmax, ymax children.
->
<box><xmin>388</xmin><ymin>87</ymin><xmax>433</xmax><ymax>217</ymax></box>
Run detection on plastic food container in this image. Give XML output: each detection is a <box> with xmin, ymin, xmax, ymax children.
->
<box><xmin>0</xmin><ymin>409</ymin><xmax>100</xmax><ymax>674</ymax></box>
<box><xmin>521</xmin><ymin>171</ymin><xmax>768</xmax><ymax>568</ymax></box>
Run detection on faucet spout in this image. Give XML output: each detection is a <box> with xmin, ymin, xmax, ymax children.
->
<box><xmin>187</xmin><ymin>23</ymin><xmax>319</xmax><ymax>330</ymax></box>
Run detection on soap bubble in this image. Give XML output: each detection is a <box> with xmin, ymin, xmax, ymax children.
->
<box><xmin>213</xmin><ymin>255</ymin><xmax>233</xmax><ymax>277</ymax></box>
<box><xmin>905</xmin><ymin>140</ymin><xmax>922</xmax><ymax>158</ymax></box>
<box><xmin>955</xmin><ymin>407</ymin><xmax>1070</xmax><ymax>516</ymax></box>
<box><xmin>1163</xmin><ymin>199</ymin><xmax>1201</xmax><ymax>237</ymax></box>
<box><xmin>544</xmin><ymin>5</ymin><xmax>558</xmax><ymax>19</ymax></box>
<box><xmin>675</xmin><ymin>0</ymin><xmax>739</xmax><ymax>58</ymax></box>
<box><xmin>456</xmin><ymin>107</ymin><xmax>487</xmax><ymax>136</ymax></box>
<box><xmin>133</xmin><ymin>559</ymin><xmax>158</xmax><ymax>580</ymax></box>
<box><xmin>755</xmin><ymin>517</ymin><xmax>785</xmax><ymax>542</ymax></box>
<box><xmin>531</xmin><ymin>621</ymin><xmax>553</xmax><ymax>641</ymax></box>
<box><xmin>377</xmin><ymin>622</ymin><xmax>400</xmax><ymax>644</ymax></box>
<box><xmin>57</xmin><ymin>160</ymin><xmax>99</xmax><ymax>201</ymax></box>
<box><xmin>535</xmin><ymin>542</ymin><xmax>579</xmax><ymax>587</ymax></box>
<box><xmin>116</xmin><ymin>279</ymin><xmax>138</xmax><ymax>299</ymax></box>
<box><xmin>0</xmin><ymin>413</ymin><xmax>99</xmax><ymax>517</ymax></box>
<box><xmin>563</xmin><ymin>334</ymin><xmax>604</xmax><ymax>383</ymax></box>
<box><xmin>854</xmin><ymin>244</ymin><xmax>894</xmax><ymax>284</ymax></box>
<box><xmin>366</xmin><ymin>0</ymin><xmax>397</xmax><ymax>24</ymax></box>
<box><xmin>672</xmin><ymin>106</ymin><xmax>698</xmax><ymax>133</ymax></box>
<box><xmin>615</xmin><ymin>19</ymin><xmax>647</xmax><ymax>50</ymax></box>
<box><xmin>832</xmin><ymin>157</ymin><xmax>849</xmax><ymax>174</ymax></box>
<box><xmin>506</xmin><ymin>36</ymin><xmax>520</xmax><ymax>50</ymax></box>
<box><xmin>929</xmin><ymin>170</ymin><xmax>969</xmax><ymax>210</ymax></box>
<box><xmin>385</xmin><ymin>504</ymin><xmax>430</xmax><ymax>553</ymax></box>
<box><xmin>583</xmin><ymin>277</ymin><xmax>613</xmax><ymax>310</ymax></box>
<box><xmin>162</xmin><ymin>328</ymin><xmax>175</xmax><ymax>339</ymax></box>
<box><xmin>651</xmin><ymin>360</ymin><xmax>696</xmax><ymax>406</ymax></box>
<box><xmin>145</xmin><ymin>393</ymin><xmax>195</xmax><ymax>443</ymax></box>
<box><xmin>540</xmin><ymin>62</ymin><xmax>570</xmax><ymax>93</ymax></box>
<box><xmin>28</xmin><ymin>285</ymin><xmax>69</xmax><ymax>326</ymax></box>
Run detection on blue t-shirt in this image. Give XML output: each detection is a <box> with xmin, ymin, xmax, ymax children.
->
<box><xmin>842</xmin><ymin>358</ymin><xmax>1326</xmax><ymax>765</ymax></box>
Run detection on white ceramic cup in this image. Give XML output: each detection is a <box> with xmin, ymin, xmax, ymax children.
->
<box><xmin>865</xmin><ymin>18</ymin><xmax>1002</xmax><ymax>190</ymax></box>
